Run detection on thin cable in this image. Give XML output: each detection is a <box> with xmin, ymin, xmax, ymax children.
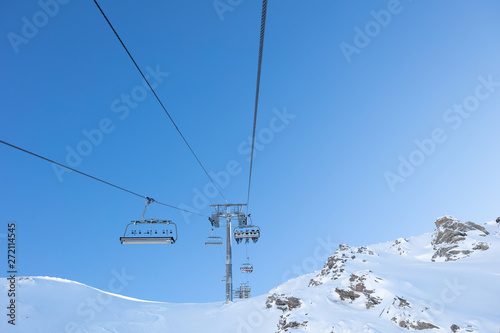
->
<box><xmin>93</xmin><ymin>0</ymin><xmax>228</xmax><ymax>204</ymax></box>
<box><xmin>217</xmin><ymin>235</ymin><xmax>224</xmax><ymax>260</ymax></box>
<box><xmin>245</xmin><ymin>244</ymin><xmax>250</xmax><ymax>284</ymax></box>
<box><xmin>156</xmin><ymin>201</ymin><xmax>207</xmax><ymax>217</ymax></box>
<box><xmin>246</xmin><ymin>0</ymin><xmax>268</xmax><ymax>210</ymax></box>
<box><xmin>0</xmin><ymin>139</ymin><xmax>208</xmax><ymax>217</ymax></box>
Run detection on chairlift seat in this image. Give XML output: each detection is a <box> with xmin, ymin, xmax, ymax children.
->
<box><xmin>240</xmin><ymin>265</ymin><xmax>253</xmax><ymax>273</ymax></box>
<box><xmin>120</xmin><ymin>219</ymin><xmax>177</xmax><ymax>245</ymax></box>
<box><xmin>234</xmin><ymin>283</ymin><xmax>251</xmax><ymax>298</ymax></box>
<box><xmin>240</xmin><ymin>259</ymin><xmax>253</xmax><ymax>273</ymax></box>
<box><xmin>205</xmin><ymin>236</ymin><xmax>223</xmax><ymax>245</ymax></box>
<box><xmin>120</xmin><ymin>236</ymin><xmax>175</xmax><ymax>244</ymax></box>
<box><xmin>234</xmin><ymin>226</ymin><xmax>261</xmax><ymax>244</ymax></box>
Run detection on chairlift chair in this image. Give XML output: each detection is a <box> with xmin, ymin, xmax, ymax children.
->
<box><xmin>205</xmin><ymin>229</ymin><xmax>223</xmax><ymax>245</ymax></box>
<box><xmin>120</xmin><ymin>197</ymin><xmax>178</xmax><ymax>244</ymax></box>
<box><xmin>234</xmin><ymin>283</ymin><xmax>251</xmax><ymax>299</ymax></box>
<box><xmin>234</xmin><ymin>225</ymin><xmax>261</xmax><ymax>244</ymax></box>
<box><xmin>120</xmin><ymin>219</ymin><xmax>177</xmax><ymax>244</ymax></box>
<box><xmin>240</xmin><ymin>258</ymin><xmax>253</xmax><ymax>273</ymax></box>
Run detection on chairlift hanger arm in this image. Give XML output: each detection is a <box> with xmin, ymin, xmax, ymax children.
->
<box><xmin>142</xmin><ymin>197</ymin><xmax>156</xmax><ymax>219</ymax></box>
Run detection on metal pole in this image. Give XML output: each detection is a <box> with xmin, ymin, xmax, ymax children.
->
<box><xmin>225</xmin><ymin>213</ymin><xmax>233</xmax><ymax>302</ymax></box>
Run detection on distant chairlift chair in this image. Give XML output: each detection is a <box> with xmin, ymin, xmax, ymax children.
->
<box><xmin>234</xmin><ymin>283</ymin><xmax>251</xmax><ymax>299</ymax></box>
<box><xmin>240</xmin><ymin>259</ymin><xmax>253</xmax><ymax>273</ymax></box>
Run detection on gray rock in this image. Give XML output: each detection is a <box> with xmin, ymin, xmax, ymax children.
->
<box><xmin>431</xmin><ymin>216</ymin><xmax>490</xmax><ymax>261</ymax></box>
<box><xmin>266</xmin><ymin>293</ymin><xmax>302</xmax><ymax>312</ymax></box>
<box><xmin>335</xmin><ymin>288</ymin><xmax>360</xmax><ymax>301</ymax></box>
<box><xmin>276</xmin><ymin>313</ymin><xmax>308</xmax><ymax>333</ymax></box>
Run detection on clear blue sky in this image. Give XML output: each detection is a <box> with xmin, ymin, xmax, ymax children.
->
<box><xmin>1</xmin><ymin>0</ymin><xmax>500</xmax><ymax>303</ymax></box>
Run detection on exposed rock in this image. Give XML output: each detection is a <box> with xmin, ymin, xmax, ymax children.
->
<box><xmin>339</xmin><ymin>243</ymin><xmax>350</xmax><ymax>251</ymax></box>
<box><xmin>382</xmin><ymin>297</ymin><xmax>440</xmax><ymax>331</ymax></box>
<box><xmin>431</xmin><ymin>216</ymin><xmax>490</xmax><ymax>261</ymax></box>
<box><xmin>276</xmin><ymin>313</ymin><xmax>307</xmax><ymax>332</ymax></box>
<box><xmin>335</xmin><ymin>287</ymin><xmax>360</xmax><ymax>301</ymax></box>
<box><xmin>496</xmin><ymin>217</ymin><xmax>500</xmax><ymax>223</ymax></box>
<box><xmin>365</xmin><ymin>296</ymin><xmax>382</xmax><ymax>309</ymax></box>
<box><xmin>333</xmin><ymin>272</ymin><xmax>382</xmax><ymax>309</ymax></box>
<box><xmin>433</xmin><ymin>216</ymin><xmax>489</xmax><ymax>244</ymax></box>
<box><xmin>394</xmin><ymin>319</ymin><xmax>439</xmax><ymax>330</ymax></box>
<box><xmin>309</xmin><ymin>255</ymin><xmax>346</xmax><ymax>286</ymax></box>
<box><xmin>266</xmin><ymin>293</ymin><xmax>301</xmax><ymax>312</ymax></box>
<box><xmin>391</xmin><ymin>238</ymin><xmax>410</xmax><ymax>255</ymax></box>
<box><xmin>450</xmin><ymin>324</ymin><xmax>477</xmax><ymax>332</ymax></box>
<box><xmin>267</xmin><ymin>294</ymin><xmax>306</xmax><ymax>332</ymax></box>
<box><xmin>394</xmin><ymin>296</ymin><xmax>411</xmax><ymax>309</ymax></box>
<box><xmin>309</xmin><ymin>244</ymin><xmax>376</xmax><ymax>286</ymax></box>
<box><xmin>472</xmin><ymin>242</ymin><xmax>489</xmax><ymax>251</ymax></box>
<box><xmin>19</xmin><ymin>277</ymin><xmax>34</xmax><ymax>282</ymax></box>
<box><xmin>357</xmin><ymin>246</ymin><xmax>375</xmax><ymax>255</ymax></box>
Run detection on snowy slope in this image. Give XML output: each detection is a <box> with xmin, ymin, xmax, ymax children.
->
<box><xmin>2</xmin><ymin>216</ymin><xmax>500</xmax><ymax>333</ymax></box>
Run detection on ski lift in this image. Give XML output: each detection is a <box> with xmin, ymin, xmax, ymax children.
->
<box><xmin>205</xmin><ymin>229</ymin><xmax>223</xmax><ymax>245</ymax></box>
<box><xmin>120</xmin><ymin>197</ymin><xmax>178</xmax><ymax>244</ymax></box>
<box><xmin>234</xmin><ymin>283</ymin><xmax>251</xmax><ymax>299</ymax></box>
<box><xmin>234</xmin><ymin>214</ymin><xmax>260</xmax><ymax>244</ymax></box>
<box><xmin>234</xmin><ymin>226</ymin><xmax>261</xmax><ymax>244</ymax></box>
<box><xmin>240</xmin><ymin>258</ymin><xmax>253</xmax><ymax>273</ymax></box>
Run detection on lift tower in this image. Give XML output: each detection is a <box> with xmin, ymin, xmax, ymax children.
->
<box><xmin>209</xmin><ymin>204</ymin><xmax>247</xmax><ymax>303</ymax></box>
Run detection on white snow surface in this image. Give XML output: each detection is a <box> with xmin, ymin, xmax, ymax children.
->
<box><xmin>2</xmin><ymin>217</ymin><xmax>500</xmax><ymax>333</ymax></box>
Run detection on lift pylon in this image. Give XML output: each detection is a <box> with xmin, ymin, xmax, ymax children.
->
<box><xmin>209</xmin><ymin>204</ymin><xmax>247</xmax><ymax>303</ymax></box>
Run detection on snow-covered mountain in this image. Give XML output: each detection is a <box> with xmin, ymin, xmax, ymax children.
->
<box><xmin>2</xmin><ymin>216</ymin><xmax>500</xmax><ymax>333</ymax></box>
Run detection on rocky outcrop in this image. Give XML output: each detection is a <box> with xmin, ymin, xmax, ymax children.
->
<box><xmin>266</xmin><ymin>293</ymin><xmax>301</xmax><ymax>312</ymax></box>
<box><xmin>308</xmin><ymin>255</ymin><xmax>346</xmax><ymax>286</ymax></box>
<box><xmin>333</xmin><ymin>272</ymin><xmax>382</xmax><ymax>309</ymax></box>
<box><xmin>285</xmin><ymin>215</ymin><xmax>495</xmax><ymax>331</ymax></box>
<box><xmin>391</xmin><ymin>238</ymin><xmax>409</xmax><ymax>255</ymax></box>
<box><xmin>382</xmin><ymin>296</ymin><xmax>440</xmax><ymax>331</ymax></box>
<box><xmin>396</xmin><ymin>320</ymin><xmax>439</xmax><ymax>331</ymax></box>
<box><xmin>308</xmin><ymin>244</ymin><xmax>383</xmax><ymax>310</ymax></box>
<box><xmin>276</xmin><ymin>313</ymin><xmax>308</xmax><ymax>332</ymax></box>
<box><xmin>266</xmin><ymin>294</ymin><xmax>306</xmax><ymax>332</ymax></box>
<box><xmin>450</xmin><ymin>324</ymin><xmax>477</xmax><ymax>332</ymax></box>
<box><xmin>431</xmin><ymin>216</ymin><xmax>490</xmax><ymax>261</ymax></box>
<box><xmin>309</xmin><ymin>244</ymin><xmax>376</xmax><ymax>286</ymax></box>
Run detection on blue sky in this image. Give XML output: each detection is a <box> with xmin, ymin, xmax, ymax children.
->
<box><xmin>1</xmin><ymin>0</ymin><xmax>500</xmax><ymax>304</ymax></box>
